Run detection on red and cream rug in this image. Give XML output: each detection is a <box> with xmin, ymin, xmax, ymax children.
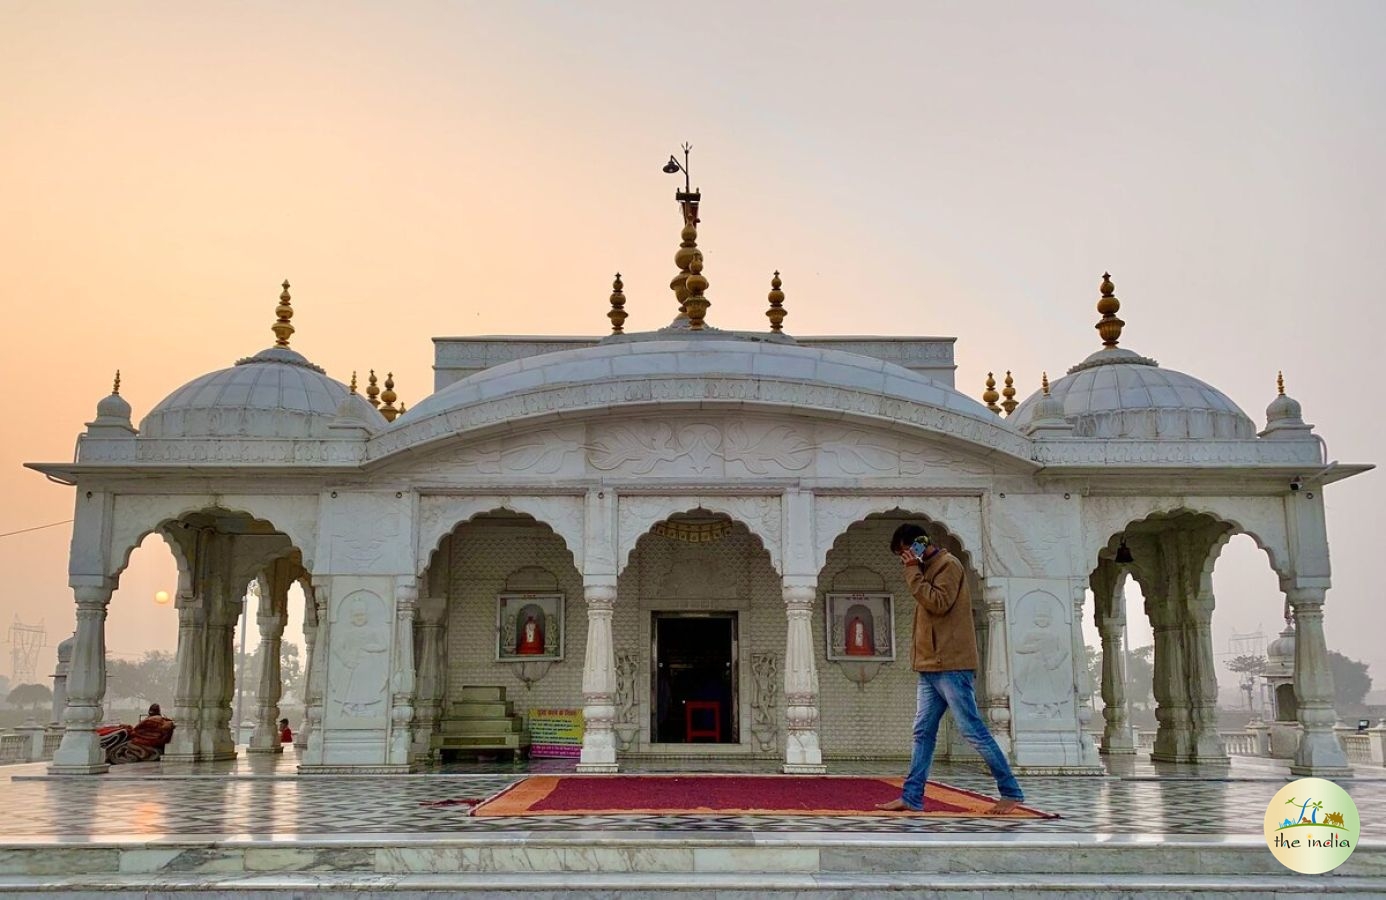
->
<box><xmin>471</xmin><ymin>774</ymin><xmax>1057</xmax><ymax>818</ymax></box>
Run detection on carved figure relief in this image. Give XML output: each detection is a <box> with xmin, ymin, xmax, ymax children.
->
<box><xmin>1010</xmin><ymin>590</ymin><xmax>1073</xmax><ymax>720</ymax></box>
<box><xmin>749</xmin><ymin>652</ymin><xmax>782</xmax><ymax>752</ymax></box>
<box><xmin>331</xmin><ymin>591</ymin><xmax>391</xmax><ymax>718</ymax></box>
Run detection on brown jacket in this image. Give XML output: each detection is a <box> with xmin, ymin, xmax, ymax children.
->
<box><xmin>904</xmin><ymin>549</ymin><xmax>979</xmax><ymax>672</ymax></box>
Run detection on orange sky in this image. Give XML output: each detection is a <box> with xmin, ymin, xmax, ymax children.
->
<box><xmin>1</xmin><ymin>3</ymin><xmax>1380</xmax><ymax>691</ymax></box>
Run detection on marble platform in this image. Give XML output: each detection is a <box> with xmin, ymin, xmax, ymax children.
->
<box><xmin>2</xmin><ymin>751</ymin><xmax>1385</xmax><ymax>896</ymax></box>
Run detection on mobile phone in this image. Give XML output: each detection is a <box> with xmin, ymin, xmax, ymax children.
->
<box><xmin>909</xmin><ymin>538</ymin><xmax>928</xmax><ymax>560</ymax></box>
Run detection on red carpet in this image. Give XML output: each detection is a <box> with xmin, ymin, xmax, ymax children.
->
<box><xmin>471</xmin><ymin>775</ymin><xmax>1056</xmax><ymax>818</ymax></box>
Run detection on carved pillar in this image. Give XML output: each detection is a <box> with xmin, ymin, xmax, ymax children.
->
<box><xmin>296</xmin><ymin>583</ymin><xmax>316</xmax><ymax>750</ymax></box>
<box><xmin>1148</xmin><ymin>593</ymin><xmax>1192</xmax><ymax>763</ymax></box>
<box><xmin>1184</xmin><ymin>591</ymin><xmax>1228</xmax><ymax>763</ymax></box>
<box><xmin>49</xmin><ymin>582</ymin><xmax>113</xmax><ymax>774</ymax></box>
<box><xmin>388</xmin><ymin>578</ymin><xmax>418</xmax><ymax>768</ymax></box>
<box><xmin>577</xmin><ymin>579</ymin><xmax>619</xmax><ymax>772</ymax></box>
<box><xmin>1097</xmin><ymin>611</ymin><xmax>1136</xmax><ymax>755</ymax></box>
<box><xmin>201</xmin><ymin>589</ymin><xmax>238</xmax><ymax>760</ymax></box>
<box><xmin>412</xmin><ymin>593</ymin><xmax>448</xmax><ymax>762</ymax></box>
<box><xmin>782</xmin><ymin>580</ymin><xmax>825</xmax><ymax>773</ymax></box>
<box><xmin>1288</xmin><ymin>588</ymin><xmax>1351</xmax><ymax>775</ymax></box>
<box><xmin>300</xmin><ymin>582</ymin><xmax>330</xmax><ymax>767</ymax></box>
<box><xmin>1071</xmin><ymin>583</ymin><xmax>1099</xmax><ymax>764</ymax></box>
<box><xmin>249</xmin><ymin>562</ymin><xmax>293</xmax><ymax>753</ymax></box>
<box><xmin>164</xmin><ymin>586</ymin><xmax>207</xmax><ymax>761</ymax></box>
<box><xmin>1092</xmin><ymin>563</ymin><xmax>1135</xmax><ymax>755</ymax></box>
<box><xmin>981</xmin><ymin>579</ymin><xmax>1013</xmax><ymax>757</ymax></box>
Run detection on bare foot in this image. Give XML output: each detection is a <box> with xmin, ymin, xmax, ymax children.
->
<box><xmin>875</xmin><ymin>799</ymin><xmax>920</xmax><ymax>812</ymax></box>
<box><xmin>985</xmin><ymin>798</ymin><xmax>1022</xmax><ymax>815</ymax></box>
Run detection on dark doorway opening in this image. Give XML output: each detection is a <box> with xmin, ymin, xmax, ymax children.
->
<box><xmin>652</xmin><ymin>613</ymin><xmax>738</xmax><ymax>744</ymax></box>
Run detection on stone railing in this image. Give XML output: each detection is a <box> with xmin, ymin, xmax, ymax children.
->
<box><xmin>0</xmin><ymin>734</ymin><xmax>27</xmax><ymax>764</ymax></box>
<box><xmin>1339</xmin><ymin>732</ymin><xmax>1372</xmax><ymax>765</ymax></box>
<box><xmin>0</xmin><ymin>726</ymin><xmax>63</xmax><ymax>765</ymax></box>
<box><xmin>1220</xmin><ymin>732</ymin><xmax>1260</xmax><ymax>756</ymax></box>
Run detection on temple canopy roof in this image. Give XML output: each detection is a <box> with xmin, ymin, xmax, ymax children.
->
<box><xmin>1011</xmin><ymin>274</ymin><xmax>1255</xmax><ymax>440</ymax></box>
<box><xmin>139</xmin><ymin>283</ymin><xmax>351</xmax><ymax>440</ymax></box>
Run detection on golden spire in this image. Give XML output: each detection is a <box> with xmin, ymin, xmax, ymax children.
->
<box><xmin>398</xmin><ymin>401</ymin><xmax>406</xmax><ymax>415</ymax></box>
<box><xmin>1002</xmin><ymin>370</ymin><xmax>1018</xmax><ymax>416</ymax></box>
<box><xmin>1042</xmin><ymin>371</ymin><xmax>1051</xmax><ymax>395</ymax></box>
<box><xmin>766</xmin><ymin>271</ymin><xmax>786</xmax><ymax>333</ymax></box>
<box><xmin>1277</xmin><ymin>370</ymin><xmax>1285</xmax><ymax>395</ymax></box>
<box><xmin>112</xmin><ymin>370</ymin><xmax>121</xmax><ymax>395</ymax></box>
<box><xmin>684</xmin><ymin>250</ymin><xmax>710</xmax><ymax>330</ymax></box>
<box><xmin>366</xmin><ymin>369</ymin><xmax>381</xmax><ymax>408</ymax></box>
<box><xmin>608</xmin><ymin>273</ymin><xmax>628</xmax><ymax>334</ymax></box>
<box><xmin>380</xmin><ymin>372</ymin><xmax>399</xmax><ymax>422</ymax></box>
<box><xmin>349</xmin><ymin>371</ymin><xmax>358</xmax><ymax>395</ymax></box>
<box><xmin>983</xmin><ymin>372</ymin><xmax>1002</xmax><ymax>414</ymax></box>
<box><xmin>1095</xmin><ymin>271</ymin><xmax>1124</xmax><ymax>349</ymax></box>
<box><xmin>663</xmin><ymin>143</ymin><xmax>701</xmax><ymax>321</ymax></box>
<box><xmin>272</xmin><ymin>280</ymin><xmax>295</xmax><ymax>348</ymax></box>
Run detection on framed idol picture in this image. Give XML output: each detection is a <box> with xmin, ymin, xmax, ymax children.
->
<box><xmin>496</xmin><ymin>593</ymin><xmax>564</xmax><ymax>662</ymax></box>
<box><xmin>825</xmin><ymin>592</ymin><xmax>895</xmax><ymax>662</ymax></box>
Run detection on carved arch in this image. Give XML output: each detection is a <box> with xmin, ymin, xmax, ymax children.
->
<box><xmin>812</xmin><ymin>495</ymin><xmax>982</xmax><ymax>574</ymax></box>
<box><xmin>107</xmin><ymin>494</ymin><xmax>317</xmax><ymax>581</ymax></box>
<box><xmin>1085</xmin><ymin>497</ymin><xmax>1291</xmax><ymax>581</ymax></box>
<box><xmin>416</xmin><ymin>496</ymin><xmax>583</xmax><ymax>578</ymax></box>
<box><xmin>616</xmin><ymin>495</ymin><xmax>783</xmax><ymax>575</ymax></box>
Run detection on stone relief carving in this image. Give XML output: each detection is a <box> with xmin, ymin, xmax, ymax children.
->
<box><xmin>723</xmin><ymin>423</ymin><xmax>814</xmax><ymax>475</ymax></box>
<box><xmin>1009</xmin><ymin>589</ymin><xmax>1074</xmax><ymax>722</ymax></box>
<box><xmin>329</xmin><ymin>494</ymin><xmax>404</xmax><ymax>573</ymax></box>
<box><xmin>330</xmin><ymin>590</ymin><xmax>391</xmax><ymax>719</ymax></box>
<box><xmin>900</xmin><ymin>445</ymin><xmax>993</xmax><ymax>476</ymax></box>
<box><xmin>817</xmin><ymin>428</ymin><xmax>897</xmax><ymax>475</ymax></box>
<box><xmin>617</xmin><ymin>495</ymin><xmax>782</xmax><ymax>575</ymax></box>
<box><xmin>983</xmin><ymin>496</ymin><xmax>1078</xmax><ymax>579</ymax></box>
<box><xmin>588</xmin><ymin>421</ymin><xmax>812</xmax><ymax>477</ymax></box>
<box><xmin>749</xmin><ymin>652</ymin><xmax>782</xmax><ymax>752</ymax></box>
<box><xmin>438</xmin><ymin>429</ymin><xmax>577</xmax><ymax>476</ymax></box>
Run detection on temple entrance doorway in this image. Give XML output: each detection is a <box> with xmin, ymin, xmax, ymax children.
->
<box><xmin>651</xmin><ymin>613</ymin><xmax>739</xmax><ymax>744</ymax></box>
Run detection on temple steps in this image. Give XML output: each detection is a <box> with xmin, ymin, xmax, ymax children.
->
<box><xmin>0</xmin><ymin>836</ymin><xmax>1382</xmax><ymax>895</ymax></box>
<box><xmin>430</xmin><ymin>687</ymin><xmax>530</xmax><ymax>758</ymax></box>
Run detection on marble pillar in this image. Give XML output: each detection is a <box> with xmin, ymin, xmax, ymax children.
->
<box><xmin>1148</xmin><ymin>596</ymin><xmax>1193</xmax><ymax>763</ymax></box>
<box><xmin>49</xmin><ymin>633</ymin><xmax>73</xmax><ymax>729</ymax></box>
<box><xmin>1288</xmin><ymin>588</ymin><xmax>1351</xmax><ymax>775</ymax></box>
<box><xmin>164</xmin><ymin>588</ymin><xmax>207</xmax><ymax>761</ymax></box>
<box><xmin>1097</xmin><ymin>612</ymin><xmax>1136</xmax><ymax>755</ymax></box>
<box><xmin>49</xmin><ymin>582</ymin><xmax>113</xmax><ymax>774</ymax></box>
<box><xmin>296</xmin><ymin>584</ymin><xmax>317</xmax><ymax>751</ymax></box>
<box><xmin>248</xmin><ymin>570</ymin><xmax>287</xmax><ymax>754</ymax></box>
<box><xmin>388</xmin><ymin>578</ymin><xmax>417</xmax><ymax>768</ymax></box>
<box><xmin>412</xmin><ymin>593</ymin><xmax>448</xmax><ymax>762</ymax></box>
<box><xmin>1184</xmin><ymin>593</ymin><xmax>1228</xmax><ymax>762</ymax></box>
<box><xmin>981</xmin><ymin>579</ymin><xmax>1013</xmax><ymax>757</ymax></box>
<box><xmin>782</xmin><ymin>580</ymin><xmax>825</xmax><ymax>774</ymax></box>
<box><xmin>577</xmin><ymin>579</ymin><xmax>619</xmax><ymax>773</ymax></box>
<box><xmin>300</xmin><ymin>583</ymin><xmax>330</xmax><ymax>767</ymax></box>
<box><xmin>201</xmin><ymin>588</ymin><xmax>238</xmax><ymax>761</ymax></box>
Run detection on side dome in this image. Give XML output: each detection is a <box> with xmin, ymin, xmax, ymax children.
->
<box><xmin>1010</xmin><ymin>347</ymin><xmax>1256</xmax><ymax>440</ymax></box>
<box><xmin>140</xmin><ymin>346</ymin><xmax>350</xmax><ymax>439</ymax></box>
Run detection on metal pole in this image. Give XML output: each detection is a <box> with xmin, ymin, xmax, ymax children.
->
<box><xmin>233</xmin><ymin>591</ymin><xmax>249</xmax><ymax>747</ymax></box>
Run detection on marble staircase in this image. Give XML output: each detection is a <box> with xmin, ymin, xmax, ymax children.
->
<box><xmin>430</xmin><ymin>686</ymin><xmax>530</xmax><ymax>760</ymax></box>
<box><xmin>1</xmin><ymin>834</ymin><xmax>1383</xmax><ymax>896</ymax></box>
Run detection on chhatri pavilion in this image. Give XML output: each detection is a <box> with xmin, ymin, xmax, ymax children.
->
<box><xmin>28</xmin><ymin>175</ymin><xmax>1370</xmax><ymax>779</ymax></box>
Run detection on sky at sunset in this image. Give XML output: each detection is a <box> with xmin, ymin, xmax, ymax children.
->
<box><xmin>1</xmin><ymin>3</ymin><xmax>1381</xmax><ymax>703</ymax></box>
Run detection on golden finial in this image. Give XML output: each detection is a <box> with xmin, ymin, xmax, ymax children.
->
<box><xmin>671</xmin><ymin>223</ymin><xmax>698</xmax><ymax>316</ymax></box>
<box><xmin>608</xmin><ymin>273</ymin><xmax>628</xmax><ymax>334</ymax></box>
<box><xmin>349</xmin><ymin>371</ymin><xmax>358</xmax><ymax>395</ymax></box>
<box><xmin>112</xmin><ymin>370</ymin><xmax>121</xmax><ymax>395</ymax></box>
<box><xmin>1095</xmin><ymin>271</ymin><xmax>1124</xmax><ymax>349</ymax></box>
<box><xmin>1277</xmin><ymin>371</ymin><xmax>1285</xmax><ymax>396</ymax></box>
<box><xmin>983</xmin><ymin>372</ymin><xmax>1002</xmax><ymax>414</ymax></box>
<box><xmin>380</xmin><ymin>372</ymin><xmax>399</xmax><ymax>422</ymax></box>
<box><xmin>684</xmin><ymin>250</ymin><xmax>710</xmax><ymax>330</ymax></box>
<box><xmin>1002</xmin><ymin>370</ymin><xmax>1018</xmax><ymax>416</ymax></box>
<box><xmin>766</xmin><ymin>271</ymin><xmax>786</xmax><ymax>333</ymax></box>
<box><xmin>1042</xmin><ymin>371</ymin><xmax>1052</xmax><ymax>395</ymax></box>
<box><xmin>366</xmin><ymin>369</ymin><xmax>381</xmax><ymax>408</ymax></box>
<box><xmin>663</xmin><ymin>143</ymin><xmax>701</xmax><ymax>320</ymax></box>
<box><xmin>398</xmin><ymin>401</ymin><xmax>406</xmax><ymax>415</ymax></box>
<box><xmin>272</xmin><ymin>280</ymin><xmax>295</xmax><ymax>348</ymax></box>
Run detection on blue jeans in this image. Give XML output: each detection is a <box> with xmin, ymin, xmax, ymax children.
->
<box><xmin>900</xmin><ymin>670</ymin><xmax>1023</xmax><ymax>809</ymax></box>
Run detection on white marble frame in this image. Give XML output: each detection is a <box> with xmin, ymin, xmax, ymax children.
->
<box><xmin>495</xmin><ymin>592</ymin><xmax>565</xmax><ymax>662</ymax></box>
<box><xmin>824</xmin><ymin>592</ymin><xmax>896</xmax><ymax>662</ymax></box>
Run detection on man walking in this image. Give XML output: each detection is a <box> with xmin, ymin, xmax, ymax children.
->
<box><xmin>876</xmin><ymin>523</ymin><xmax>1023</xmax><ymax>814</ymax></box>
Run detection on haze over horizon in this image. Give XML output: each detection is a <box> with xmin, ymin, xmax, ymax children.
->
<box><xmin>1</xmin><ymin>3</ymin><xmax>1380</xmax><ymax>699</ymax></box>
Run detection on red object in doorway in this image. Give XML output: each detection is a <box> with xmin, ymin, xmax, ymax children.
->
<box><xmin>684</xmin><ymin>700</ymin><xmax>721</xmax><ymax>742</ymax></box>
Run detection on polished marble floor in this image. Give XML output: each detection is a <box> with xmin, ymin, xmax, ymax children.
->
<box><xmin>4</xmin><ymin>750</ymin><xmax>1384</xmax><ymax>841</ymax></box>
